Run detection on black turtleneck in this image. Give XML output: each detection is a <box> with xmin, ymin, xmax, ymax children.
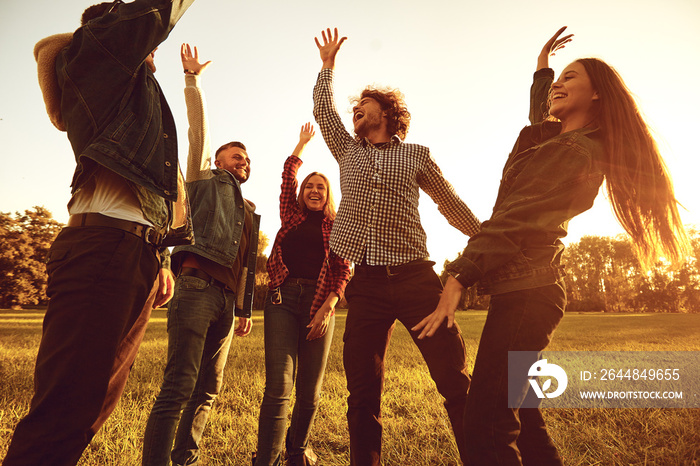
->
<box><xmin>281</xmin><ymin>209</ymin><xmax>325</xmax><ymax>279</ymax></box>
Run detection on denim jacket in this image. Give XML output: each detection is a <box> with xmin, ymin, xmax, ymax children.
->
<box><xmin>55</xmin><ymin>0</ymin><xmax>195</xmax><ymax>244</ymax></box>
<box><xmin>172</xmin><ymin>169</ymin><xmax>261</xmax><ymax>315</ymax></box>
<box><xmin>447</xmin><ymin>69</ymin><xmax>605</xmax><ymax>295</ymax></box>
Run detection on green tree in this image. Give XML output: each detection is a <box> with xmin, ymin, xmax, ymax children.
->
<box><xmin>0</xmin><ymin>206</ymin><xmax>62</xmax><ymax>309</ymax></box>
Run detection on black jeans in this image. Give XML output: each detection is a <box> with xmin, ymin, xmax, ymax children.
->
<box><xmin>342</xmin><ymin>262</ymin><xmax>471</xmax><ymax>466</ymax></box>
<box><xmin>464</xmin><ymin>281</ymin><xmax>566</xmax><ymax>466</ymax></box>
<box><xmin>3</xmin><ymin>226</ymin><xmax>160</xmax><ymax>466</ymax></box>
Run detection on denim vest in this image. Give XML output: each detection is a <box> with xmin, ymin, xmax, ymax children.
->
<box><xmin>173</xmin><ymin>169</ymin><xmax>260</xmax><ymax>313</ymax></box>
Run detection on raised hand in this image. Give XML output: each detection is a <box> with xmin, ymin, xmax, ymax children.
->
<box><xmin>314</xmin><ymin>27</ymin><xmax>347</xmax><ymax>70</ymax></box>
<box><xmin>299</xmin><ymin>122</ymin><xmax>316</xmax><ymax>144</ymax></box>
<box><xmin>538</xmin><ymin>26</ymin><xmax>573</xmax><ymax>71</ymax></box>
<box><xmin>292</xmin><ymin>122</ymin><xmax>316</xmax><ymax>157</ymax></box>
<box><xmin>181</xmin><ymin>43</ymin><xmax>212</xmax><ymax>76</ymax></box>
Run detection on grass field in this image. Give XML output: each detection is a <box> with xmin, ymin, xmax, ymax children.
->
<box><xmin>1</xmin><ymin>309</ymin><xmax>699</xmax><ymax>465</ymax></box>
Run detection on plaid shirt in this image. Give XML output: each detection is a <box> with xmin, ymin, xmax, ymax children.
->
<box><xmin>266</xmin><ymin>155</ymin><xmax>351</xmax><ymax>316</ymax></box>
<box><xmin>313</xmin><ymin>69</ymin><xmax>480</xmax><ymax>266</ymax></box>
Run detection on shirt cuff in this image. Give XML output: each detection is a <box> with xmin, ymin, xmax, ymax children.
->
<box><xmin>184</xmin><ymin>73</ymin><xmax>201</xmax><ymax>86</ymax></box>
<box><xmin>286</xmin><ymin>154</ymin><xmax>303</xmax><ymax>169</ymax></box>
<box><xmin>534</xmin><ymin>67</ymin><xmax>555</xmax><ymax>80</ymax></box>
<box><xmin>445</xmin><ymin>254</ymin><xmax>483</xmax><ymax>289</ymax></box>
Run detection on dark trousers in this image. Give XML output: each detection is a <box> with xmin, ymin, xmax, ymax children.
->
<box><xmin>463</xmin><ymin>282</ymin><xmax>566</xmax><ymax>466</ymax></box>
<box><xmin>3</xmin><ymin>226</ymin><xmax>160</xmax><ymax>466</ymax></box>
<box><xmin>342</xmin><ymin>263</ymin><xmax>471</xmax><ymax>466</ymax></box>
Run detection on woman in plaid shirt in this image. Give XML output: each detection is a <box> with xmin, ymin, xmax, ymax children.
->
<box><xmin>254</xmin><ymin>123</ymin><xmax>351</xmax><ymax>466</ymax></box>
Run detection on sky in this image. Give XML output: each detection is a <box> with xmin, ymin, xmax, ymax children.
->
<box><xmin>1</xmin><ymin>0</ymin><xmax>699</xmax><ymax>270</ymax></box>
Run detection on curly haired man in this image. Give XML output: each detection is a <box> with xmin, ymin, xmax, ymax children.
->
<box><xmin>312</xmin><ymin>27</ymin><xmax>480</xmax><ymax>466</ymax></box>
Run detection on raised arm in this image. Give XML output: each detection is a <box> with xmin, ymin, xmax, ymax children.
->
<box><xmin>312</xmin><ymin>28</ymin><xmax>354</xmax><ymax>160</ymax></box>
<box><xmin>530</xmin><ymin>27</ymin><xmax>572</xmax><ymax>124</ymax></box>
<box><xmin>292</xmin><ymin>122</ymin><xmax>316</xmax><ymax>158</ymax></box>
<box><xmin>279</xmin><ymin>124</ymin><xmax>315</xmax><ymax>220</ymax></box>
<box><xmin>85</xmin><ymin>0</ymin><xmax>196</xmax><ymax>74</ymax></box>
<box><xmin>181</xmin><ymin>43</ymin><xmax>214</xmax><ymax>182</ymax></box>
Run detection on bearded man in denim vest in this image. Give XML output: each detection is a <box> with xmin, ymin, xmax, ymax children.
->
<box><xmin>141</xmin><ymin>44</ymin><xmax>260</xmax><ymax>466</ymax></box>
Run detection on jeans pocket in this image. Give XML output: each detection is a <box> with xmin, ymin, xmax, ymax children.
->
<box><xmin>177</xmin><ymin>275</ymin><xmax>209</xmax><ymax>291</ymax></box>
<box><xmin>45</xmin><ymin>247</ymin><xmax>70</xmax><ymax>276</ymax></box>
<box><xmin>45</xmin><ymin>247</ymin><xmax>71</xmax><ymax>298</ymax></box>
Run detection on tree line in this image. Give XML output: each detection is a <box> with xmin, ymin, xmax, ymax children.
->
<box><xmin>2</xmin><ymin>207</ymin><xmax>698</xmax><ymax>312</ymax></box>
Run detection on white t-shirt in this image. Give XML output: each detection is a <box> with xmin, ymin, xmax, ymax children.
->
<box><xmin>68</xmin><ymin>166</ymin><xmax>153</xmax><ymax>226</ymax></box>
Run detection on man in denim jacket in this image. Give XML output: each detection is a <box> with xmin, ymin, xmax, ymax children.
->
<box><xmin>142</xmin><ymin>44</ymin><xmax>260</xmax><ymax>466</ymax></box>
<box><xmin>4</xmin><ymin>1</ymin><xmax>195</xmax><ymax>465</ymax></box>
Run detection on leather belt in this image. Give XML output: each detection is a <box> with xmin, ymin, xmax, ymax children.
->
<box><xmin>284</xmin><ymin>277</ymin><xmax>318</xmax><ymax>286</ymax></box>
<box><xmin>180</xmin><ymin>267</ymin><xmax>227</xmax><ymax>289</ymax></box>
<box><xmin>67</xmin><ymin>213</ymin><xmax>164</xmax><ymax>246</ymax></box>
<box><xmin>354</xmin><ymin>258</ymin><xmax>433</xmax><ymax>277</ymax></box>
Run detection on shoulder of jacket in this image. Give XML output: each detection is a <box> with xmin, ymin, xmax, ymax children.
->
<box><xmin>543</xmin><ymin>128</ymin><xmax>602</xmax><ymax>158</ymax></box>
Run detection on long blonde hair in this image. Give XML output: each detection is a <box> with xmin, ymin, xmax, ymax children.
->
<box><xmin>297</xmin><ymin>171</ymin><xmax>336</xmax><ymax>221</ymax></box>
<box><xmin>577</xmin><ymin>58</ymin><xmax>689</xmax><ymax>268</ymax></box>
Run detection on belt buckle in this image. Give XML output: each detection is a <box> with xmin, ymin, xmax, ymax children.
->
<box><xmin>272</xmin><ymin>287</ymin><xmax>282</xmax><ymax>305</ymax></box>
<box><xmin>143</xmin><ymin>226</ymin><xmax>161</xmax><ymax>246</ymax></box>
<box><xmin>386</xmin><ymin>265</ymin><xmax>398</xmax><ymax>277</ymax></box>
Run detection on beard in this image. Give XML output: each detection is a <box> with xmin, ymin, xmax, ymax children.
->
<box><xmin>353</xmin><ymin>114</ymin><xmax>382</xmax><ymax>139</ymax></box>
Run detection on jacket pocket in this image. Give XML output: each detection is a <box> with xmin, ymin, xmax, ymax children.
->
<box><xmin>108</xmin><ymin>110</ymin><xmax>137</xmax><ymax>142</ymax></box>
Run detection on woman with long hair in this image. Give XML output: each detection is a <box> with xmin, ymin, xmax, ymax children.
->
<box><xmin>414</xmin><ymin>27</ymin><xmax>689</xmax><ymax>465</ymax></box>
<box><xmin>254</xmin><ymin>123</ymin><xmax>351</xmax><ymax>466</ymax></box>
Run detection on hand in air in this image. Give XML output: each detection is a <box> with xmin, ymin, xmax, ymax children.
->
<box><xmin>538</xmin><ymin>26</ymin><xmax>573</xmax><ymax>70</ymax></box>
<box><xmin>181</xmin><ymin>43</ymin><xmax>212</xmax><ymax>75</ymax></box>
<box><xmin>299</xmin><ymin>122</ymin><xmax>316</xmax><ymax>144</ymax></box>
<box><xmin>315</xmin><ymin>27</ymin><xmax>347</xmax><ymax>69</ymax></box>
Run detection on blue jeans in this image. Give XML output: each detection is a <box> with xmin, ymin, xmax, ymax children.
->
<box><xmin>142</xmin><ymin>275</ymin><xmax>236</xmax><ymax>466</ymax></box>
<box><xmin>464</xmin><ymin>281</ymin><xmax>566</xmax><ymax>466</ymax></box>
<box><xmin>255</xmin><ymin>283</ymin><xmax>335</xmax><ymax>466</ymax></box>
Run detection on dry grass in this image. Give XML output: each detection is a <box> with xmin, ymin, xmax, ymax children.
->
<box><xmin>1</xmin><ymin>309</ymin><xmax>699</xmax><ymax>465</ymax></box>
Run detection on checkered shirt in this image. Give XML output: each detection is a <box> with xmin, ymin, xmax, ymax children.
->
<box><xmin>313</xmin><ymin>69</ymin><xmax>480</xmax><ymax>266</ymax></box>
<box><xmin>266</xmin><ymin>155</ymin><xmax>351</xmax><ymax>315</ymax></box>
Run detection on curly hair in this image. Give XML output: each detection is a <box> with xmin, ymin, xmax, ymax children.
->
<box><xmin>352</xmin><ymin>86</ymin><xmax>411</xmax><ymax>140</ymax></box>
